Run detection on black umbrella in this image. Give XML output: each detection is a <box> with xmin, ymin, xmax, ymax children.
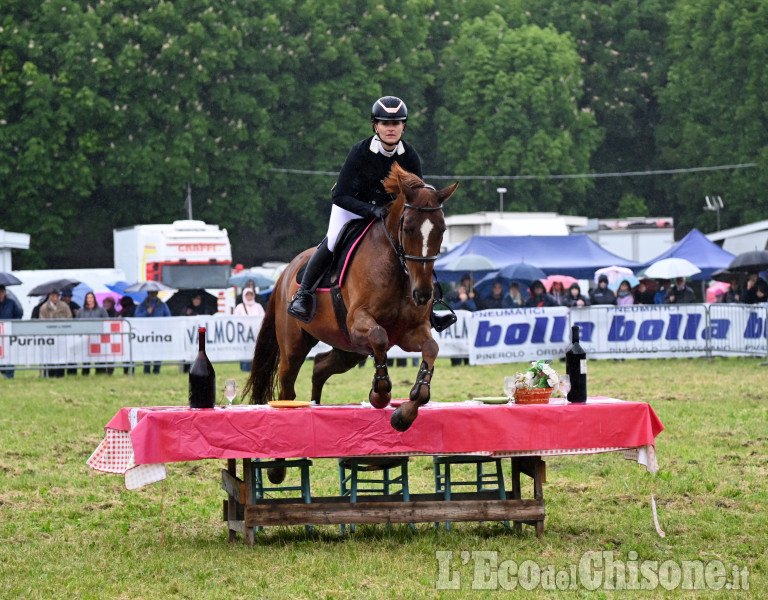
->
<box><xmin>166</xmin><ymin>289</ymin><xmax>219</xmax><ymax>316</ymax></box>
<box><xmin>0</xmin><ymin>272</ymin><xmax>22</xmax><ymax>286</ymax></box>
<box><xmin>27</xmin><ymin>278</ymin><xmax>81</xmax><ymax>296</ymax></box>
<box><xmin>710</xmin><ymin>268</ymin><xmax>748</xmax><ymax>285</ymax></box>
<box><xmin>728</xmin><ymin>250</ymin><xmax>768</xmax><ymax>273</ymax></box>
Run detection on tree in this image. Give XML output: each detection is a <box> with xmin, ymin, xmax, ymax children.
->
<box><xmin>657</xmin><ymin>0</ymin><xmax>768</xmax><ymax>233</ymax></box>
<box><xmin>431</xmin><ymin>13</ymin><xmax>601</xmax><ymax>215</ymax></box>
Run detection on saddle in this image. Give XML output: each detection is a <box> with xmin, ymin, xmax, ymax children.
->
<box><xmin>295</xmin><ymin>219</ymin><xmax>375</xmax><ymax>291</ymax></box>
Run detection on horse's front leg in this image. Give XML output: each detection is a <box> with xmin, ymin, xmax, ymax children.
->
<box><xmin>390</xmin><ymin>336</ymin><xmax>438</xmax><ymax>432</ymax></box>
<box><xmin>366</xmin><ymin>324</ymin><xmax>392</xmax><ymax>409</ymax></box>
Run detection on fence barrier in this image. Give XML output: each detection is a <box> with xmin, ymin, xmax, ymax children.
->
<box><xmin>1</xmin><ymin>306</ymin><xmax>767</xmax><ymax>374</ymax></box>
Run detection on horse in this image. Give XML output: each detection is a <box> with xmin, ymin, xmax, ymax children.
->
<box><xmin>243</xmin><ymin>163</ymin><xmax>458</xmax><ymax>435</ymax></box>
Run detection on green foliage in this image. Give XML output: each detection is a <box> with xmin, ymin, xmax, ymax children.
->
<box><xmin>1</xmin><ymin>0</ymin><xmax>767</xmax><ymax>268</ymax></box>
<box><xmin>617</xmin><ymin>192</ymin><xmax>649</xmax><ymax>218</ymax></box>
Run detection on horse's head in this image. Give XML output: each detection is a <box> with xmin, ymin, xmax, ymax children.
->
<box><xmin>383</xmin><ymin>164</ymin><xmax>459</xmax><ymax>306</ymax></box>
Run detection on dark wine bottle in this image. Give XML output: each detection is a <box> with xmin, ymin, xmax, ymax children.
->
<box><xmin>565</xmin><ymin>325</ymin><xmax>587</xmax><ymax>403</ymax></box>
<box><xmin>189</xmin><ymin>327</ymin><xmax>216</xmax><ymax>408</ymax></box>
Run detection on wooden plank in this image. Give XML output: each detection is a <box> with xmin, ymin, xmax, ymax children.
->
<box><xmin>223</xmin><ymin>499</ymin><xmax>244</xmax><ymax>521</ymax></box>
<box><xmin>242</xmin><ymin>490</ymin><xmax>506</xmax><ymax>507</ymax></box>
<box><xmin>245</xmin><ymin>498</ymin><xmax>544</xmax><ymax>527</ymax></box>
<box><xmin>221</xmin><ymin>469</ymin><xmax>245</xmax><ymax>505</ymax></box>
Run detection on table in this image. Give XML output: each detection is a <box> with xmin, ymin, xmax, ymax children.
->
<box><xmin>88</xmin><ymin>398</ymin><xmax>664</xmax><ymax>543</ymax></box>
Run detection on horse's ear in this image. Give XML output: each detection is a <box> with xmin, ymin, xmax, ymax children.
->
<box><xmin>436</xmin><ymin>182</ymin><xmax>459</xmax><ymax>204</ymax></box>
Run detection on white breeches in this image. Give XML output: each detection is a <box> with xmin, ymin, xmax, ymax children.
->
<box><xmin>326</xmin><ymin>205</ymin><xmax>363</xmax><ymax>251</ymax></box>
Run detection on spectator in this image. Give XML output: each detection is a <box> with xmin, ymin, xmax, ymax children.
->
<box><xmin>633</xmin><ymin>281</ymin><xmax>655</xmax><ymax>305</ymax></box>
<box><xmin>502</xmin><ymin>282</ymin><xmax>523</xmax><ymax>308</ymax></box>
<box><xmin>448</xmin><ymin>285</ymin><xmax>477</xmax><ymax>312</ymax></box>
<box><xmin>719</xmin><ymin>277</ymin><xmax>742</xmax><ymax>303</ymax></box>
<box><xmin>102</xmin><ymin>296</ymin><xmax>118</xmax><ymax>317</ymax></box>
<box><xmin>134</xmin><ymin>290</ymin><xmax>171</xmax><ymax>374</ymax></box>
<box><xmin>549</xmin><ymin>280</ymin><xmax>568</xmax><ymax>306</ymax></box>
<box><xmin>590</xmin><ymin>275</ymin><xmax>616</xmax><ymax>305</ymax></box>
<box><xmin>743</xmin><ymin>272</ymin><xmax>768</xmax><ymax>304</ymax></box>
<box><xmin>664</xmin><ymin>277</ymin><xmax>696</xmax><ymax>304</ymax></box>
<box><xmin>653</xmin><ymin>280</ymin><xmax>670</xmax><ymax>304</ymax></box>
<box><xmin>615</xmin><ymin>279</ymin><xmax>635</xmax><ymax>306</ymax></box>
<box><xmin>566</xmin><ymin>282</ymin><xmax>589</xmax><ymax>307</ymax></box>
<box><xmin>182</xmin><ymin>291</ymin><xmax>214</xmax><ymax>316</ymax></box>
<box><xmin>524</xmin><ymin>280</ymin><xmax>559</xmax><ymax>307</ymax></box>
<box><xmin>118</xmin><ymin>296</ymin><xmax>136</xmax><ymax>317</ymax></box>
<box><xmin>39</xmin><ymin>290</ymin><xmax>72</xmax><ymax>377</ymax></box>
<box><xmin>446</xmin><ymin>274</ymin><xmax>477</xmax><ymax>305</ymax></box>
<box><xmin>234</xmin><ymin>288</ymin><xmax>265</xmax><ymax>372</ymax></box>
<box><xmin>76</xmin><ymin>292</ymin><xmax>109</xmax><ymax>376</ymax></box>
<box><xmin>0</xmin><ymin>285</ymin><xmax>23</xmax><ymax>379</ymax></box>
<box><xmin>30</xmin><ymin>297</ymin><xmax>45</xmax><ymax>319</ymax></box>
<box><xmin>478</xmin><ymin>281</ymin><xmax>505</xmax><ymax>309</ymax></box>
<box><xmin>234</xmin><ymin>288</ymin><xmax>265</xmax><ymax>317</ymax></box>
<box><xmin>60</xmin><ymin>289</ymin><xmax>80</xmax><ymax>317</ymax></box>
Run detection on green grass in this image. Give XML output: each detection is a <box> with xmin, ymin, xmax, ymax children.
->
<box><xmin>1</xmin><ymin>357</ymin><xmax>766</xmax><ymax>598</ymax></box>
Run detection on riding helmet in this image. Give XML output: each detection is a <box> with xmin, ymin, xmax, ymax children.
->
<box><xmin>371</xmin><ymin>96</ymin><xmax>408</xmax><ymax>122</ymax></box>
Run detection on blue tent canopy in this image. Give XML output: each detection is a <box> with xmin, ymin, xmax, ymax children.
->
<box><xmin>435</xmin><ymin>235</ymin><xmax>643</xmax><ymax>281</ymax></box>
<box><xmin>641</xmin><ymin>228</ymin><xmax>734</xmax><ymax>280</ymax></box>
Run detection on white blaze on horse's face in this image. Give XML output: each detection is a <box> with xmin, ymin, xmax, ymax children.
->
<box><xmin>420</xmin><ymin>220</ymin><xmax>434</xmax><ymax>258</ymax></box>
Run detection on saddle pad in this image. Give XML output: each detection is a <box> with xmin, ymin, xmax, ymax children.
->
<box><xmin>295</xmin><ymin>218</ymin><xmax>376</xmax><ymax>291</ymax></box>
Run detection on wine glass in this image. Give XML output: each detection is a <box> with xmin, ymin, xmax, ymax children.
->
<box><xmin>558</xmin><ymin>375</ymin><xmax>571</xmax><ymax>400</ymax></box>
<box><xmin>503</xmin><ymin>376</ymin><xmax>517</xmax><ymax>401</ymax></box>
<box><xmin>224</xmin><ymin>379</ymin><xmax>238</xmax><ymax>408</ymax></box>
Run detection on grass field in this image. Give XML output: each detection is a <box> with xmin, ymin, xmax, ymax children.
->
<box><xmin>1</xmin><ymin>357</ymin><xmax>766</xmax><ymax>599</ymax></box>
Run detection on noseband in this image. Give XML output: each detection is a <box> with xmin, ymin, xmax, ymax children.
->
<box><xmin>380</xmin><ymin>185</ymin><xmax>443</xmax><ymax>274</ymax></box>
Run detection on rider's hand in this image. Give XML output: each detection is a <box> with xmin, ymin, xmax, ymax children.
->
<box><xmin>370</xmin><ymin>205</ymin><xmax>389</xmax><ymax>220</ymax></box>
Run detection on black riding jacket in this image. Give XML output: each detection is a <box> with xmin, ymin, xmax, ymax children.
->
<box><xmin>332</xmin><ymin>136</ymin><xmax>422</xmax><ymax>218</ymax></box>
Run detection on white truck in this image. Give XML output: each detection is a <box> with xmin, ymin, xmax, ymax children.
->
<box><xmin>113</xmin><ymin>220</ymin><xmax>236</xmax><ymax>313</ymax></box>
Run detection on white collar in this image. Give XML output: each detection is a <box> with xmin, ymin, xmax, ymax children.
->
<box><xmin>369</xmin><ymin>135</ymin><xmax>405</xmax><ymax>156</ymax></box>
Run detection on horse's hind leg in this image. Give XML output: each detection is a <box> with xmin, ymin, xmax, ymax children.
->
<box><xmin>311</xmin><ymin>349</ymin><xmax>366</xmax><ymax>403</ymax></box>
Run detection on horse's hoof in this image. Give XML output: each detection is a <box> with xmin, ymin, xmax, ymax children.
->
<box><xmin>369</xmin><ymin>389</ymin><xmax>391</xmax><ymax>409</ymax></box>
<box><xmin>390</xmin><ymin>406</ymin><xmax>413</xmax><ymax>432</ymax></box>
<box><xmin>267</xmin><ymin>467</ymin><xmax>286</xmax><ymax>484</ymax></box>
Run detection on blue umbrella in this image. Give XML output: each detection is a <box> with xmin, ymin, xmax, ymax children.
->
<box><xmin>496</xmin><ymin>262</ymin><xmax>547</xmax><ymax>282</ymax></box>
<box><xmin>609</xmin><ymin>274</ymin><xmax>641</xmax><ymax>291</ymax></box>
<box><xmin>106</xmin><ymin>281</ymin><xmax>147</xmax><ymax>303</ymax></box>
<box><xmin>228</xmin><ymin>272</ymin><xmax>274</xmax><ymax>288</ymax></box>
<box><xmin>473</xmin><ymin>273</ymin><xmax>531</xmax><ymax>300</ymax></box>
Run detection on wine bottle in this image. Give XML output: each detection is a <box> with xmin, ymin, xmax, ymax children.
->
<box><xmin>189</xmin><ymin>326</ymin><xmax>216</xmax><ymax>408</ymax></box>
<box><xmin>565</xmin><ymin>325</ymin><xmax>587</xmax><ymax>403</ymax></box>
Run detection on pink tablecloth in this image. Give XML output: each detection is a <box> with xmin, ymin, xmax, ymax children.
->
<box><xmin>88</xmin><ymin>398</ymin><xmax>663</xmax><ymax>489</ymax></box>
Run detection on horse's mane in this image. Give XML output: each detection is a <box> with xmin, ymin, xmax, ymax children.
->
<box><xmin>383</xmin><ymin>163</ymin><xmax>425</xmax><ymax>196</ymax></box>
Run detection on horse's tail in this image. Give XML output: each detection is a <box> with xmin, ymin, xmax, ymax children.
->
<box><xmin>243</xmin><ymin>292</ymin><xmax>279</xmax><ymax>404</ymax></box>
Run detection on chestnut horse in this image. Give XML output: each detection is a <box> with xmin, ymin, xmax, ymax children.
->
<box><xmin>244</xmin><ymin>163</ymin><xmax>458</xmax><ymax>433</ymax></box>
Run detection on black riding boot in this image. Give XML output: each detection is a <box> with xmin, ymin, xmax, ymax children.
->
<box><xmin>287</xmin><ymin>240</ymin><xmax>334</xmax><ymax>322</ymax></box>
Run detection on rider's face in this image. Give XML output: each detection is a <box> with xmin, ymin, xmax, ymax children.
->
<box><xmin>374</xmin><ymin>120</ymin><xmax>405</xmax><ymax>148</ymax></box>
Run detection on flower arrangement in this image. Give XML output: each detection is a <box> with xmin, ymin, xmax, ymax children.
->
<box><xmin>513</xmin><ymin>360</ymin><xmax>559</xmax><ymax>390</ymax></box>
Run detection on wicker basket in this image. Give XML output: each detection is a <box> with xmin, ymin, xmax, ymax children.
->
<box><xmin>513</xmin><ymin>387</ymin><xmax>554</xmax><ymax>405</ymax></box>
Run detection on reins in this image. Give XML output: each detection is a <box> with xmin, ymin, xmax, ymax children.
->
<box><xmin>380</xmin><ymin>185</ymin><xmax>443</xmax><ymax>274</ymax></box>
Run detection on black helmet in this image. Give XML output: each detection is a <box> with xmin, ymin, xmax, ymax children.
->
<box><xmin>371</xmin><ymin>96</ymin><xmax>408</xmax><ymax>122</ymax></box>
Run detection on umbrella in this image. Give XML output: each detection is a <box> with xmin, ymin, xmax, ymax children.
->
<box><xmin>609</xmin><ymin>274</ymin><xmax>641</xmax><ymax>291</ymax></box>
<box><xmin>123</xmin><ymin>280</ymin><xmax>174</xmax><ymax>293</ymax></box>
<box><xmin>27</xmin><ymin>278</ymin><xmax>81</xmax><ymax>296</ymax></box>
<box><xmin>710</xmin><ymin>268</ymin><xmax>748</xmax><ymax>285</ymax></box>
<box><xmin>728</xmin><ymin>250</ymin><xmax>768</xmax><ymax>273</ymax></box>
<box><xmin>445</xmin><ymin>254</ymin><xmax>497</xmax><ymax>272</ymax></box>
<box><xmin>542</xmin><ymin>274</ymin><xmax>578</xmax><ymax>292</ymax></box>
<box><xmin>496</xmin><ymin>262</ymin><xmax>547</xmax><ymax>283</ymax></box>
<box><xmin>473</xmin><ymin>274</ymin><xmax>531</xmax><ymax>299</ymax></box>
<box><xmin>643</xmin><ymin>257</ymin><xmax>701</xmax><ymax>279</ymax></box>
<box><xmin>166</xmin><ymin>289</ymin><xmax>219</xmax><ymax>316</ymax></box>
<box><xmin>0</xmin><ymin>272</ymin><xmax>22</xmax><ymax>286</ymax></box>
<box><xmin>228</xmin><ymin>272</ymin><xmax>274</xmax><ymax>288</ymax></box>
<box><xmin>594</xmin><ymin>266</ymin><xmax>634</xmax><ymax>285</ymax></box>
<box><xmin>106</xmin><ymin>281</ymin><xmax>148</xmax><ymax>303</ymax></box>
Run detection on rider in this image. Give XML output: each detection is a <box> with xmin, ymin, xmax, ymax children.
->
<box><xmin>287</xmin><ymin>96</ymin><xmax>456</xmax><ymax>331</ymax></box>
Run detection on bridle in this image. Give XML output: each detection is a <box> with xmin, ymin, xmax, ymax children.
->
<box><xmin>380</xmin><ymin>185</ymin><xmax>443</xmax><ymax>274</ymax></box>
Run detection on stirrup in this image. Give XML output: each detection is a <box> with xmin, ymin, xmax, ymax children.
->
<box><xmin>287</xmin><ymin>289</ymin><xmax>317</xmax><ymax>323</ymax></box>
<box><xmin>430</xmin><ymin>310</ymin><xmax>457</xmax><ymax>333</ymax></box>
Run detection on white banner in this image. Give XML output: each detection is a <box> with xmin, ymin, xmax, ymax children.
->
<box><xmin>1</xmin><ymin>305</ymin><xmax>766</xmax><ymax>368</ymax></box>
